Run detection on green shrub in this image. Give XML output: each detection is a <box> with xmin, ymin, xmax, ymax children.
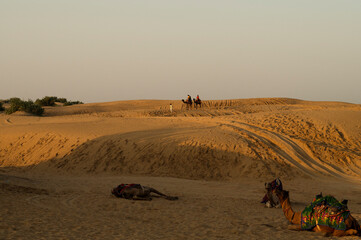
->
<box><xmin>57</xmin><ymin>98</ymin><xmax>67</xmax><ymax>103</ymax></box>
<box><xmin>63</xmin><ymin>100</ymin><xmax>84</xmax><ymax>106</ymax></box>
<box><xmin>9</xmin><ymin>97</ymin><xmax>22</xmax><ymax>107</ymax></box>
<box><xmin>5</xmin><ymin>98</ymin><xmax>23</xmax><ymax>114</ymax></box>
<box><xmin>34</xmin><ymin>96</ymin><xmax>84</xmax><ymax>106</ymax></box>
<box><xmin>35</xmin><ymin>96</ymin><xmax>57</xmax><ymax>106</ymax></box>
<box><xmin>5</xmin><ymin>98</ymin><xmax>44</xmax><ymax>116</ymax></box>
<box><xmin>23</xmin><ymin>100</ymin><xmax>44</xmax><ymax>116</ymax></box>
<box><xmin>0</xmin><ymin>102</ymin><xmax>4</xmax><ymax>111</ymax></box>
<box><xmin>35</xmin><ymin>96</ymin><xmax>77</xmax><ymax>105</ymax></box>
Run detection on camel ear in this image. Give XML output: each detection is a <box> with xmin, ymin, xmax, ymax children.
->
<box><xmin>341</xmin><ymin>199</ymin><xmax>348</xmax><ymax>206</ymax></box>
<box><xmin>276</xmin><ymin>178</ymin><xmax>281</xmax><ymax>185</ymax></box>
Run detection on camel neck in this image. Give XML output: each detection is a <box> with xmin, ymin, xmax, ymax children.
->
<box><xmin>281</xmin><ymin>197</ymin><xmax>298</xmax><ymax>224</ymax></box>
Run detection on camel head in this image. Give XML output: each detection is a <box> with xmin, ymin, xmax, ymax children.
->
<box><xmin>274</xmin><ymin>189</ymin><xmax>289</xmax><ymax>204</ymax></box>
<box><xmin>265</xmin><ymin>178</ymin><xmax>282</xmax><ymax>190</ymax></box>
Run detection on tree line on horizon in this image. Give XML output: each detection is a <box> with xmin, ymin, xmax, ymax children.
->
<box><xmin>0</xmin><ymin>96</ymin><xmax>83</xmax><ymax>116</ymax></box>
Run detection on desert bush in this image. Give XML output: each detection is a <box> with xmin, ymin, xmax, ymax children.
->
<box><xmin>35</xmin><ymin>96</ymin><xmax>83</xmax><ymax>106</ymax></box>
<box><xmin>5</xmin><ymin>98</ymin><xmax>23</xmax><ymax>114</ymax></box>
<box><xmin>24</xmin><ymin>100</ymin><xmax>44</xmax><ymax>116</ymax></box>
<box><xmin>5</xmin><ymin>98</ymin><xmax>44</xmax><ymax>116</ymax></box>
<box><xmin>35</xmin><ymin>96</ymin><xmax>57</xmax><ymax>106</ymax></box>
<box><xmin>57</xmin><ymin>98</ymin><xmax>67</xmax><ymax>103</ymax></box>
<box><xmin>0</xmin><ymin>102</ymin><xmax>4</xmax><ymax>111</ymax></box>
<box><xmin>23</xmin><ymin>100</ymin><xmax>44</xmax><ymax>116</ymax></box>
<box><xmin>63</xmin><ymin>100</ymin><xmax>84</xmax><ymax>106</ymax></box>
<box><xmin>9</xmin><ymin>97</ymin><xmax>22</xmax><ymax>106</ymax></box>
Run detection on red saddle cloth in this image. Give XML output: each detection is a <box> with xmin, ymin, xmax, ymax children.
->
<box><xmin>111</xmin><ymin>184</ymin><xmax>141</xmax><ymax>198</ymax></box>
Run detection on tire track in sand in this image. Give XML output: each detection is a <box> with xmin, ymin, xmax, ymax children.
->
<box><xmin>221</xmin><ymin>120</ymin><xmax>350</xmax><ymax>179</ymax></box>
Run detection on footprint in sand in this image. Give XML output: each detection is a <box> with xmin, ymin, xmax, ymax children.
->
<box><xmin>5</xmin><ymin>118</ymin><xmax>12</xmax><ymax>124</ymax></box>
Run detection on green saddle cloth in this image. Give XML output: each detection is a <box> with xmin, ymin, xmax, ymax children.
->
<box><xmin>301</xmin><ymin>195</ymin><xmax>350</xmax><ymax>230</ymax></box>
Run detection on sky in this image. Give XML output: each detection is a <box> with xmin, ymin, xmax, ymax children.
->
<box><xmin>1</xmin><ymin>0</ymin><xmax>361</xmax><ymax>103</ymax></box>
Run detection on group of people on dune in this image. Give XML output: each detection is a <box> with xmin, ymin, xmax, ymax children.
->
<box><xmin>111</xmin><ymin>179</ymin><xmax>361</xmax><ymax>237</ymax></box>
<box><xmin>182</xmin><ymin>94</ymin><xmax>202</xmax><ymax>109</ymax></box>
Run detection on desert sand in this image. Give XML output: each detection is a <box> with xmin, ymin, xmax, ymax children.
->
<box><xmin>1</xmin><ymin>98</ymin><xmax>361</xmax><ymax>239</ymax></box>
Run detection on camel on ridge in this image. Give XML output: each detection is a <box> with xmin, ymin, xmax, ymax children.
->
<box><xmin>193</xmin><ymin>98</ymin><xmax>202</xmax><ymax>108</ymax></box>
<box><xmin>181</xmin><ymin>99</ymin><xmax>192</xmax><ymax>109</ymax></box>
<box><xmin>112</xmin><ymin>184</ymin><xmax>178</xmax><ymax>201</ymax></box>
<box><xmin>275</xmin><ymin>189</ymin><xmax>361</xmax><ymax>237</ymax></box>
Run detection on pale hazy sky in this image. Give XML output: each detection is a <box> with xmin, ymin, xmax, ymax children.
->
<box><xmin>1</xmin><ymin>1</ymin><xmax>361</xmax><ymax>103</ymax></box>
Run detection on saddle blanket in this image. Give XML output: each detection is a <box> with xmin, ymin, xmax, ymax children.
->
<box><xmin>301</xmin><ymin>195</ymin><xmax>350</xmax><ymax>230</ymax></box>
<box><xmin>111</xmin><ymin>184</ymin><xmax>142</xmax><ymax>198</ymax></box>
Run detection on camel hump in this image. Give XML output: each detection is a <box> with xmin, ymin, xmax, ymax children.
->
<box><xmin>301</xmin><ymin>195</ymin><xmax>350</xmax><ymax>231</ymax></box>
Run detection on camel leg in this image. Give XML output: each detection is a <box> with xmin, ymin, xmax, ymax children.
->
<box><xmin>332</xmin><ymin>229</ymin><xmax>358</xmax><ymax>237</ymax></box>
<box><xmin>132</xmin><ymin>196</ymin><xmax>152</xmax><ymax>201</ymax></box>
<box><xmin>344</xmin><ymin>229</ymin><xmax>358</xmax><ymax>236</ymax></box>
<box><xmin>149</xmin><ymin>188</ymin><xmax>178</xmax><ymax>200</ymax></box>
<box><xmin>312</xmin><ymin>225</ymin><xmax>334</xmax><ymax>237</ymax></box>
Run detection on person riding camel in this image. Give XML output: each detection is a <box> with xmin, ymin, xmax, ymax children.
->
<box><xmin>187</xmin><ymin>95</ymin><xmax>192</xmax><ymax>104</ymax></box>
<box><xmin>193</xmin><ymin>95</ymin><xmax>202</xmax><ymax>108</ymax></box>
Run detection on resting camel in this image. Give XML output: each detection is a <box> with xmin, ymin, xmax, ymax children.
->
<box><xmin>193</xmin><ymin>98</ymin><xmax>202</xmax><ymax>108</ymax></box>
<box><xmin>275</xmin><ymin>189</ymin><xmax>361</xmax><ymax>237</ymax></box>
<box><xmin>181</xmin><ymin>99</ymin><xmax>192</xmax><ymax>109</ymax></box>
<box><xmin>112</xmin><ymin>184</ymin><xmax>178</xmax><ymax>201</ymax></box>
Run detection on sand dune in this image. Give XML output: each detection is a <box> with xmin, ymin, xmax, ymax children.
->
<box><xmin>1</xmin><ymin>98</ymin><xmax>361</xmax><ymax>239</ymax></box>
<box><xmin>1</xmin><ymin>98</ymin><xmax>361</xmax><ymax>180</ymax></box>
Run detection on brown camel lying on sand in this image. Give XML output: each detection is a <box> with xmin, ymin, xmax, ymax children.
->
<box><xmin>275</xmin><ymin>189</ymin><xmax>361</xmax><ymax>237</ymax></box>
<box><xmin>112</xmin><ymin>184</ymin><xmax>178</xmax><ymax>201</ymax></box>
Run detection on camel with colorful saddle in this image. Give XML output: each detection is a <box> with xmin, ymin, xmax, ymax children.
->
<box><xmin>275</xmin><ymin>188</ymin><xmax>361</xmax><ymax>237</ymax></box>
